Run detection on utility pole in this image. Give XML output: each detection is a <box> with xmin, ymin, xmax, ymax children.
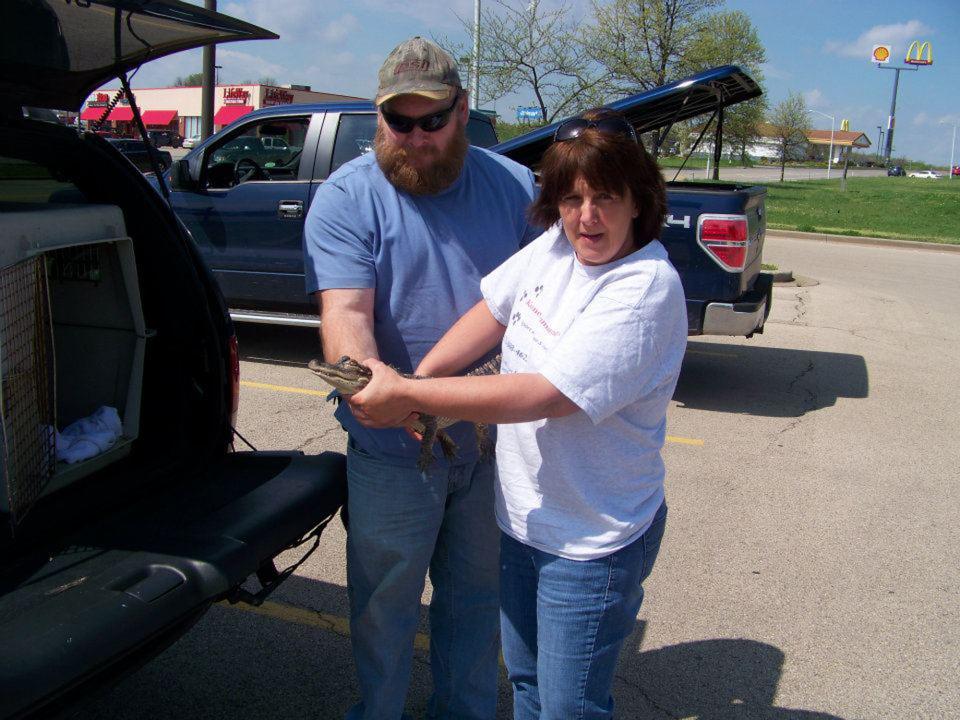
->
<box><xmin>471</xmin><ymin>0</ymin><xmax>480</xmax><ymax>110</ymax></box>
<box><xmin>201</xmin><ymin>0</ymin><xmax>216</xmax><ymax>140</ymax></box>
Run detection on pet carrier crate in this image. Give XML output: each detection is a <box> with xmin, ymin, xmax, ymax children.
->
<box><xmin>0</xmin><ymin>203</ymin><xmax>146</xmax><ymax>529</ymax></box>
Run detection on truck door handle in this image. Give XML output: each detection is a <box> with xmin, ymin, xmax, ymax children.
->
<box><xmin>277</xmin><ymin>200</ymin><xmax>304</xmax><ymax>219</ymax></box>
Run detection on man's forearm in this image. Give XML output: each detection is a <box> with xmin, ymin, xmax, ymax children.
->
<box><xmin>317</xmin><ymin>290</ymin><xmax>378</xmax><ymax>363</ymax></box>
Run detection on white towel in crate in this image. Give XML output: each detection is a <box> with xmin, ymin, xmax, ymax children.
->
<box><xmin>55</xmin><ymin>406</ymin><xmax>123</xmax><ymax>464</ymax></box>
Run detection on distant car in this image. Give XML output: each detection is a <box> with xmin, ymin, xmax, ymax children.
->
<box><xmin>182</xmin><ymin>133</ymin><xmax>201</xmax><ymax>148</ymax></box>
<box><xmin>908</xmin><ymin>170</ymin><xmax>941</xmax><ymax>179</ymax></box>
<box><xmin>106</xmin><ymin>138</ymin><xmax>173</xmax><ymax>173</ymax></box>
<box><xmin>886</xmin><ymin>165</ymin><xmax>905</xmax><ymax>176</ymax></box>
<box><xmin>146</xmin><ymin>129</ymin><xmax>181</xmax><ymax>148</ymax></box>
<box><xmin>952</xmin><ymin>166</ymin><xmax>960</xmax><ymax>177</ymax></box>
<box><xmin>208</xmin><ymin>134</ymin><xmax>302</xmax><ymax>169</ymax></box>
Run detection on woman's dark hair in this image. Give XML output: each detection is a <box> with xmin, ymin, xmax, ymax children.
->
<box><xmin>529</xmin><ymin>108</ymin><xmax>667</xmax><ymax>245</ymax></box>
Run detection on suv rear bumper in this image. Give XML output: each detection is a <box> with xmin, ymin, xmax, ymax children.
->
<box><xmin>0</xmin><ymin>451</ymin><xmax>345</xmax><ymax>719</ymax></box>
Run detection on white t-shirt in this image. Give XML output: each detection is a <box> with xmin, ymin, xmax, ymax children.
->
<box><xmin>480</xmin><ymin>224</ymin><xmax>687</xmax><ymax>560</ymax></box>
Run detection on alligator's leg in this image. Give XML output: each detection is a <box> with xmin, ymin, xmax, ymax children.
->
<box><xmin>475</xmin><ymin>423</ymin><xmax>494</xmax><ymax>460</ymax></box>
<box><xmin>436</xmin><ymin>430</ymin><xmax>458</xmax><ymax>460</ymax></box>
<box><xmin>418</xmin><ymin>415</ymin><xmax>439</xmax><ymax>472</ymax></box>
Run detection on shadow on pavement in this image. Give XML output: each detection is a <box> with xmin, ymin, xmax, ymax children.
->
<box><xmin>624</xmin><ymin>621</ymin><xmax>845</xmax><ymax>719</ymax></box>
<box><xmin>69</xmin><ymin>574</ymin><xmax>845</xmax><ymax>720</ymax></box>
<box><xmin>235</xmin><ymin>323</ymin><xmax>321</xmax><ymax>367</ymax></box>
<box><xmin>675</xmin><ymin>341</ymin><xmax>868</xmax><ymax>417</ymax></box>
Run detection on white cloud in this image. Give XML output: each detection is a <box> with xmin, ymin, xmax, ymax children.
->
<box><xmin>804</xmin><ymin>89</ymin><xmax>825</xmax><ymax>108</ymax></box>
<box><xmin>761</xmin><ymin>62</ymin><xmax>789</xmax><ymax>81</ymax></box>
<box><xmin>824</xmin><ymin>20</ymin><xmax>933</xmax><ymax>60</ymax></box>
<box><xmin>321</xmin><ymin>14</ymin><xmax>362</xmax><ymax>43</ymax></box>
<box><xmin>355</xmin><ymin>0</ymin><xmax>472</xmax><ymax>28</ymax></box>
<box><xmin>216</xmin><ymin>48</ymin><xmax>286</xmax><ymax>82</ymax></box>
<box><xmin>912</xmin><ymin>112</ymin><xmax>930</xmax><ymax>126</ymax></box>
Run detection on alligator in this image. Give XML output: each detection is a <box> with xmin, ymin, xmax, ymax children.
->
<box><xmin>308</xmin><ymin>354</ymin><xmax>502</xmax><ymax>471</ymax></box>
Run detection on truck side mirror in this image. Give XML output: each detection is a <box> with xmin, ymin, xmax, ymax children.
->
<box><xmin>167</xmin><ymin>159</ymin><xmax>196</xmax><ymax>191</ymax></box>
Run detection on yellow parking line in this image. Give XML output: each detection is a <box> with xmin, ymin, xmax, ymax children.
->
<box><xmin>220</xmin><ymin>599</ymin><xmax>430</xmax><ymax>652</ymax></box>
<box><xmin>241</xmin><ymin>380</ymin><xmax>328</xmax><ymax>397</ymax></box>
<box><xmin>242</xmin><ymin>381</ymin><xmax>703</xmax><ymax>446</ymax></box>
<box><xmin>666</xmin><ymin>435</ymin><xmax>704</xmax><ymax>446</ymax></box>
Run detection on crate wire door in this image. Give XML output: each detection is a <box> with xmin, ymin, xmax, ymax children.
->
<box><xmin>0</xmin><ymin>256</ymin><xmax>56</xmax><ymax>528</ymax></box>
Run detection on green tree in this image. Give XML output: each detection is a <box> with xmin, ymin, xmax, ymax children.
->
<box><xmin>768</xmin><ymin>93</ymin><xmax>810</xmax><ymax>182</ymax></box>
<box><xmin>439</xmin><ymin>0</ymin><xmax>599</xmax><ymax>123</ymax></box>
<box><xmin>684</xmin><ymin>10</ymin><xmax>767</xmax><ymax>170</ymax></box>
<box><xmin>174</xmin><ymin>72</ymin><xmax>204</xmax><ymax>87</ymax></box>
<box><xmin>586</xmin><ymin>0</ymin><xmax>722</xmax><ymax>97</ymax></box>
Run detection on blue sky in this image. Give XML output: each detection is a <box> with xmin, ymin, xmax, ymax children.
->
<box><xmin>129</xmin><ymin>0</ymin><xmax>959</xmax><ymax>165</ymax></box>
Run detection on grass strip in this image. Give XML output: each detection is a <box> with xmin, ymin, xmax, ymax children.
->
<box><xmin>763</xmin><ymin>177</ymin><xmax>960</xmax><ymax>244</ymax></box>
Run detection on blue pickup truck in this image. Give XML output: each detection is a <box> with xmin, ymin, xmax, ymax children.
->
<box><xmin>161</xmin><ymin>65</ymin><xmax>771</xmax><ymax>337</ymax></box>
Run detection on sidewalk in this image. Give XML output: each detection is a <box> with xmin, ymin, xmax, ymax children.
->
<box><xmin>766</xmin><ymin>229</ymin><xmax>960</xmax><ymax>253</ymax></box>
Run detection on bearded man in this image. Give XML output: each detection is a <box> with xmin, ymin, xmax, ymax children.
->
<box><xmin>303</xmin><ymin>37</ymin><xmax>539</xmax><ymax>720</ymax></box>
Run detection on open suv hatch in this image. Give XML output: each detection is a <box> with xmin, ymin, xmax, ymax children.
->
<box><xmin>0</xmin><ymin>2</ymin><xmax>346</xmax><ymax>716</ymax></box>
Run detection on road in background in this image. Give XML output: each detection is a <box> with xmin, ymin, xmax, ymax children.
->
<box><xmin>166</xmin><ymin>144</ymin><xmax>884</xmax><ymax>184</ymax></box>
<box><xmin>73</xmin><ymin>235</ymin><xmax>960</xmax><ymax>719</ymax></box>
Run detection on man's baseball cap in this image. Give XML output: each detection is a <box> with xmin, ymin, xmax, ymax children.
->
<box><xmin>375</xmin><ymin>37</ymin><xmax>462</xmax><ymax>106</ymax></box>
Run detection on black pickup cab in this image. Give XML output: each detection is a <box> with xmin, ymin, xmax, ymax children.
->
<box><xmin>0</xmin><ymin>3</ymin><xmax>345</xmax><ymax>716</ymax></box>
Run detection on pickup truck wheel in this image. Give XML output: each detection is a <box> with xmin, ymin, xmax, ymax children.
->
<box><xmin>233</xmin><ymin>158</ymin><xmax>268</xmax><ymax>184</ymax></box>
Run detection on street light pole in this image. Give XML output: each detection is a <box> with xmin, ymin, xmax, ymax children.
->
<box><xmin>811</xmin><ymin>109</ymin><xmax>835</xmax><ymax>180</ymax></box>
<box><xmin>950</xmin><ymin>120</ymin><xmax>957</xmax><ymax>181</ymax></box>
<box><xmin>471</xmin><ymin>0</ymin><xmax>480</xmax><ymax>110</ymax></box>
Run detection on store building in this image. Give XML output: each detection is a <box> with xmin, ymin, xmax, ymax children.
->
<box><xmin>79</xmin><ymin>83</ymin><xmax>366</xmax><ymax>139</ymax></box>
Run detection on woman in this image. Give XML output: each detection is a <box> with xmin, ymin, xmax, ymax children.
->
<box><xmin>352</xmin><ymin>108</ymin><xmax>688</xmax><ymax>719</ymax></box>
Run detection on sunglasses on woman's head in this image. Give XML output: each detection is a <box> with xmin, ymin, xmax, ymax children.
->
<box><xmin>380</xmin><ymin>92</ymin><xmax>461</xmax><ymax>134</ymax></box>
<box><xmin>553</xmin><ymin>117</ymin><xmax>638</xmax><ymax>144</ymax></box>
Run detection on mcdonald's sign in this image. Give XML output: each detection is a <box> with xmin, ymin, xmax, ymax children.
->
<box><xmin>904</xmin><ymin>41</ymin><xmax>932</xmax><ymax>66</ymax></box>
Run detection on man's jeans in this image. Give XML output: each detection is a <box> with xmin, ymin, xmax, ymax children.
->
<box><xmin>344</xmin><ymin>438</ymin><xmax>501</xmax><ymax>720</ymax></box>
<box><xmin>499</xmin><ymin>502</ymin><xmax>667</xmax><ymax>720</ymax></box>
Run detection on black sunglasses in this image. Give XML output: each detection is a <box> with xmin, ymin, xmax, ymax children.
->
<box><xmin>553</xmin><ymin>117</ymin><xmax>638</xmax><ymax>144</ymax></box>
<box><xmin>381</xmin><ymin>92</ymin><xmax>461</xmax><ymax>134</ymax></box>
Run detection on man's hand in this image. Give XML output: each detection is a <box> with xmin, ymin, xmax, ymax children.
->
<box><xmin>350</xmin><ymin>359</ymin><xmax>419</xmax><ymax>429</ymax></box>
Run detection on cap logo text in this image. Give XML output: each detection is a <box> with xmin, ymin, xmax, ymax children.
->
<box><xmin>395</xmin><ymin>59</ymin><xmax>430</xmax><ymax>75</ymax></box>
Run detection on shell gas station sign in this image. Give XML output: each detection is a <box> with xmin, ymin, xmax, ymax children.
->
<box><xmin>871</xmin><ymin>45</ymin><xmax>891</xmax><ymax>64</ymax></box>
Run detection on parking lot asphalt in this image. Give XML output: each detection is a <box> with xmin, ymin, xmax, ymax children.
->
<box><xmin>72</xmin><ymin>234</ymin><xmax>960</xmax><ymax>719</ymax></box>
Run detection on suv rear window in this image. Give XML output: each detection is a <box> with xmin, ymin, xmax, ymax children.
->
<box><xmin>0</xmin><ymin>155</ymin><xmax>82</xmax><ymax>204</ymax></box>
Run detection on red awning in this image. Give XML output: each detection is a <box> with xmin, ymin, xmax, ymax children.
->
<box><xmin>140</xmin><ymin>110</ymin><xmax>178</xmax><ymax>126</ymax></box>
<box><xmin>107</xmin><ymin>106</ymin><xmax>134</xmax><ymax>122</ymax></box>
<box><xmin>213</xmin><ymin>105</ymin><xmax>254</xmax><ymax>126</ymax></box>
<box><xmin>80</xmin><ymin>107</ymin><xmax>105</xmax><ymax>121</ymax></box>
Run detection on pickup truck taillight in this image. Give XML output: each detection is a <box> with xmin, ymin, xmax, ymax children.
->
<box><xmin>228</xmin><ymin>334</ymin><xmax>240</xmax><ymax>428</ymax></box>
<box><xmin>697</xmin><ymin>214</ymin><xmax>749</xmax><ymax>271</ymax></box>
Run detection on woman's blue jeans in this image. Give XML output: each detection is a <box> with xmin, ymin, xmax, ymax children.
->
<box><xmin>344</xmin><ymin>439</ymin><xmax>501</xmax><ymax>720</ymax></box>
<box><xmin>499</xmin><ymin>502</ymin><xmax>667</xmax><ymax>720</ymax></box>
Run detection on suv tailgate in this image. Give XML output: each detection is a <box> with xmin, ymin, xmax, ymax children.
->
<box><xmin>0</xmin><ymin>451</ymin><xmax>345</xmax><ymax>719</ymax></box>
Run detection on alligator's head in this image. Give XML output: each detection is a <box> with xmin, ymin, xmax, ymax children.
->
<box><xmin>308</xmin><ymin>356</ymin><xmax>372</xmax><ymax>394</ymax></box>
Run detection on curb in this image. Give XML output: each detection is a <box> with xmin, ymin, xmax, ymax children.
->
<box><xmin>765</xmin><ymin>229</ymin><xmax>960</xmax><ymax>253</ymax></box>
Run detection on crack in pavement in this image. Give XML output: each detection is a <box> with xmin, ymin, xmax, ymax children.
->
<box><xmin>790</xmin><ymin>289</ymin><xmax>809</xmax><ymax>325</ymax></box>
<box><xmin>297</xmin><ymin>426</ymin><xmax>343</xmax><ymax>452</ymax></box>
<box><xmin>766</xmin><ymin>359</ymin><xmax>817</xmax><ymax>450</ymax></box>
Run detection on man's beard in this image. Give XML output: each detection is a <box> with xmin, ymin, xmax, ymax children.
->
<box><xmin>375</xmin><ymin>121</ymin><xmax>469</xmax><ymax>196</ymax></box>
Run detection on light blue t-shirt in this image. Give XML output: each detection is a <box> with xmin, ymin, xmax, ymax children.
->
<box><xmin>304</xmin><ymin>145</ymin><xmax>539</xmax><ymax>465</ymax></box>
